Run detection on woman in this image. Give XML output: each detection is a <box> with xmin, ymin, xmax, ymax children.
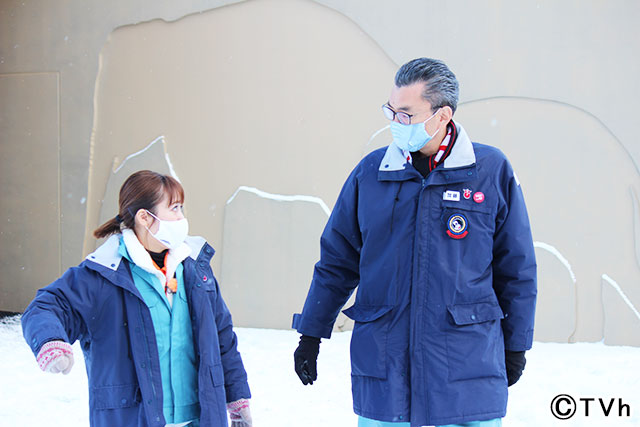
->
<box><xmin>21</xmin><ymin>170</ymin><xmax>252</xmax><ymax>427</ymax></box>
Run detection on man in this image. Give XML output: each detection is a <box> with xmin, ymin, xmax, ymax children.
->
<box><xmin>292</xmin><ymin>58</ymin><xmax>537</xmax><ymax>427</ymax></box>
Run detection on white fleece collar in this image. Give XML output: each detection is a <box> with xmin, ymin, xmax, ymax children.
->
<box><xmin>121</xmin><ymin>228</ymin><xmax>191</xmax><ymax>286</ymax></box>
<box><xmin>443</xmin><ymin>123</ymin><xmax>476</xmax><ymax>168</ymax></box>
<box><xmin>86</xmin><ymin>233</ymin><xmax>208</xmax><ymax>276</ymax></box>
<box><xmin>379</xmin><ymin>121</ymin><xmax>476</xmax><ymax>172</ymax></box>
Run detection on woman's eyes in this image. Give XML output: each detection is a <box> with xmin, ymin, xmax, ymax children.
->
<box><xmin>171</xmin><ymin>204</ymin><xmax>184</xmax><ymax>212</ymax></box>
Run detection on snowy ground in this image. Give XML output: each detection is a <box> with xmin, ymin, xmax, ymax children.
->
<box><xmin>1</xmin><ymin>315</ymin><xmax>638</xmax><ymax>426</ymax></box>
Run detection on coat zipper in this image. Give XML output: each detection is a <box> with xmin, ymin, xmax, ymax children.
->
<box><xmin>409</xmin><ymin>177</ymin><xmax>429</xmax><ymax>422</ymax></box>
<box><xmin>390</xmin><ymin>182</ymin><xmax>404</xmax><ymax>233</ymax></box>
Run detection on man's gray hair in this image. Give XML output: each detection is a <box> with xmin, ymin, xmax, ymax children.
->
<box><xmin>395</xmin><ymin>58</ymin><xmax>459</xmax><ymax>114</ymax></box>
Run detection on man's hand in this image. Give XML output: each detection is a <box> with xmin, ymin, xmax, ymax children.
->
<box><xmin>294</xmin><ymin>335</ymin><xmax>320</xmax><ymax>385</ymax></box>
<box><xmin>36</xmin><ymin>340</ymin><xmax>74</xmax><ymax>375</ymax></box>
<box><xmin>505</xmin><ymin>350</ymin><xmax>526</xmax><ymax>386</ymax></box>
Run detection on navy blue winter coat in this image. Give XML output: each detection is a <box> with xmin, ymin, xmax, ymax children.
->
<box><xmin>22</xmin><ymin>235</ymin><xmax>250</xmax><ymax>427</ymax></box>
<box><xmin>293</xmin><ymin>123</ymin><xmax>537</xmax><ymax>426</ymax></box>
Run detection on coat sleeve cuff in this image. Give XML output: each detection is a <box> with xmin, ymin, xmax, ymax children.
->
<box><xmin>504</xmin><ymin>329</ymin><xmax>534</xmax><ymax>351</ymax></box>
<box><xmin>26</xmin><ymin>329</ymin><xmax>70</xmax><ymax>357</ymax></box>
<box><xmin>225</xmin><ymin>381</ymin><xmax>251</xmax><ymax>403</ymax></box>
<box><xmin>291</xmin><ymin>313</ymin><xmax>333</xmax><ymax>339</ymax></box>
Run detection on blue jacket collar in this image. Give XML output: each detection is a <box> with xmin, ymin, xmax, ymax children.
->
<box><xmin>377</xmin><ymin>121</ymin><xmax>476</xmax><ymax>182</ymax></box>
<box><xmin>85</xmin><ymin>233</ymin><xmax>213</xmax><ymax>273</ymax></box>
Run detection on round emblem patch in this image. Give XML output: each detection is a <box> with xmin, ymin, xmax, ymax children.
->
<box><xmin>473</xmin><ymin>192</ymin><xmax>485</xmax><ymax>203</ymax></box>
<box><xmin>447</xmin><ymin>213</ymin><xmax>468</xmax><ymax>239</ymax></box>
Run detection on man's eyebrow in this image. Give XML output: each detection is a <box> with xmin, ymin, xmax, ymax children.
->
<box><xmin>387</xmin><ymin>100</ymin><xmax>413</xmax><ymax>113</ymax></box>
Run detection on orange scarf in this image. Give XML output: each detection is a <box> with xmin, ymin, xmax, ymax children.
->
<box><xmin>151</xmin><ymin>253</ymin><xmax>178</xmax><ymax>294</ymax></box>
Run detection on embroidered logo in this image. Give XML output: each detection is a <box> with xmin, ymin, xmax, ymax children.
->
<box><xmin>463</xmin><ymin>189</ymin><xmax>472</xmax><ymax>200</ymax></box>
<box><xmin>443</xmin><ymin>190</ymin><xmax>460</xmax><ymax>202</ymax></box>
<box><xmin>473</xmin><ymin>192</ymin><xmax>485</xmax><ymax>203</ymax></box>
<box><xmin>446</xmin><ymin>214</ymin><xmax>468</xmax><ymax>239</ymax></box>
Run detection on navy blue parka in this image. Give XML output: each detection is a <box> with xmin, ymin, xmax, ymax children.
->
<box><xmin>22</xmin><ymin>235</ymin><xmax>250</xmax><ymax>427</ymax></box>
<box><xmin>293</xmin><ymin>123</ymin><xmax>537</xmax><ymax>426</ymax></box>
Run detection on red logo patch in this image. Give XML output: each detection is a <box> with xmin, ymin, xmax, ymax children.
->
<box><xmin>463</xmin><ymin>189</ymin><xmax>472</xmax><ymax>200</ymax></box>
<box><xmin>473</xmin><ymin>192</ymin><xmax>485</xmax><ymax>203</ymax></box>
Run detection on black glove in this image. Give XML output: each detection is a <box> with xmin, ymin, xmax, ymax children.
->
<box><xmin>294</xmin><ymin>335</ymin><xmax>321</xmax><ymax>385</ymax></box>
<box><xmin>505</xmin><ymin>350</ymin><xmax>526</xmax><ymax>386</ymax></box>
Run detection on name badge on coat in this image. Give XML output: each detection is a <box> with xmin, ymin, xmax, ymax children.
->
<box><xmin>443</xmin><ymin>190</ymin><xmax>460</xmax><ymax>202</ymax></box>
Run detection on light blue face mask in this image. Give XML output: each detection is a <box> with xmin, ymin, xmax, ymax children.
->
<box><xmin>390</xmin><ymin>109</ymin><xmax>441</xmax><ymax>152</ymax></box>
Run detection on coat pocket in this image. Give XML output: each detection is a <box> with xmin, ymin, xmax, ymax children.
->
<box><xmin>198</xmin><ymin>363</ymin><xmax>228</xmax><ymax>426</ymax></box>
<box><xmin>343</xmin><ymin>304</ymin><xmax>393</xmax><ymax>379</ymax></box>
<box><xmin>200</xmin><ymin>363</ymin><xmax>225</xmax><ymax>402</ymax></box>
<box><xmin>90</xmin><ymin>383</ymin><xmax>141</xmax><ymax>410</ymax></box>
<box><xmin>445</xmin><ymin>301</ymin><xmax>506</xmax><ymax>382</ymax></box>
<box><xmin>439</xmin><ymin>201</ymin><xmax>495</xmax><ymax>241</ymax></box>
<box><xmin>209</xmin><ymin>362</ymin><xmax>225</xmax><ymax>387</ymax></box>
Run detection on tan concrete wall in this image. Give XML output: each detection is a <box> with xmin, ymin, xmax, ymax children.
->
<box><xmin>0</xmin><ymin>73</ymin><xmax>60</xmax><ymax>312</ymax></box>
<box><xmin>221</xmin><ymin>187</ymin><xmax>354</xmax><ymax>331</ymax></box>
<box><xmin>0</xmin><ymin>0</ymin><xmax>244</xmax><ymax>306</ymax></box>
<box><xmin>1</xmin><ymin>0</ymin><xmax>639</xmax><ymax>345</ymax></box>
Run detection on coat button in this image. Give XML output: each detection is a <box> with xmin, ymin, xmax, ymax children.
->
<box><xmin>399</xmin><ymin>415</ymin><xmax>404</xmax><ymax>420</ymax></box>
<box><xmin>111</xmin><ymin>263</ymin><xmax>116</xmax><ymax>268</ymax></box>
<box><xmin>471</xmin><ymin>314</ymin><xmax>476</xmax><ymax>320</ymax></box>
<box><xmin>121</xmin><ymin>398</ymin><xmax>127</xmax><ymax>404</ymax></box>
<box><xmin>141</xmin><ymin>363</ymin><xmax>146</xmax><ymax>368</ymax></box>
<box><xmin>196</xmin><ymin>283</ymin><xmax>201</xmax><ymax>287</ymax></box>
<box><xmin>467</xmin><ymin>171</ymin><xmax>473</xmax><ymax>176</ymax></box>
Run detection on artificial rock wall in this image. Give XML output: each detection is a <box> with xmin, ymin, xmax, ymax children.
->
<box><xmin>1</xmin><ymin>0</ymin><xmax>639</xmax><ymax>344</ymax></box>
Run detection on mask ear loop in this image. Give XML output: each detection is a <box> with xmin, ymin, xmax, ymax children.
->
<box><xmin>424</xmin><ymin>107</ymin><xmax>443</xmax><ymax>138</ymax></box>
<box><xmin>125</xmin><ymin>207</ymin><xmax>156</xmax><ymax>228</ymax></box>
<box><xmin>145</xmin><ymin>209</ymin><xmax>160</xmax><ymax>222</ymax></box>
<box><xmin>143</xmin><ymin>210</ymin><xmax>161</xmax><ymax>235</ymax></box>
<box><xmin>422</xmin><ymin>109</ymin><xmax>439</xmax><ymax>125</ymax></box>
<box><xmin>130</xmin><ymin>209</ymin><xmax>160</xmax><ymax>247</ymax></box>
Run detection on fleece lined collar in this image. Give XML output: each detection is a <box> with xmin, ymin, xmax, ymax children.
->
<box><xmin>378</xmin><ymin>121</ymin><xmax>476</xmax><ymax>172</ymax></box>
<box><xmin>121</xmin><ymin>228</ymin><xmax>191</xmax><ymax>287</ymax></box>
<box><xmin>86</xmin><ymin>232</ymin><xmax>210</xmax><ymax>272</ymax></box>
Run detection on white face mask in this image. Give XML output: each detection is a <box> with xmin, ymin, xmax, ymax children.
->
<box><xmin>145</xmin><ymin>210</ymin><xmax>189</xmax><ymax>250</ymax></box>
